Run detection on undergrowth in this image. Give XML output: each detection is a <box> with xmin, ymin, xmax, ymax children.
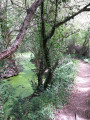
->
<box><xmin>0</xmin><ymin>57</ymin><xmax>78</xmax><ymax>120</ymax></box>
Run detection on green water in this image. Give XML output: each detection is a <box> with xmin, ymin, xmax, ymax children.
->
<box><xmin>1</xmin><ymin>52</ymin><xmax>37</xmax><ymax>119</ymax></box>
<box><xmin>4</xmin><ymin>52</ymin><xmax>37</xmax><ymax>98</ymax></box>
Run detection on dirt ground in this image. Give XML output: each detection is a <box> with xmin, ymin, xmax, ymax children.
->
<box><xmin>55</xmin><ymin>61</ymin><xmax>90</xmax><ymax>120</ymax></box>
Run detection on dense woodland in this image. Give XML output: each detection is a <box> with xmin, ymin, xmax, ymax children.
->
<box><xmin>0</xmin><ymin>0</ymin><xmax>90</xmax><ymax>120</ymax></box>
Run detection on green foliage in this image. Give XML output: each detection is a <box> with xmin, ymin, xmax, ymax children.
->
<box><xmin>0</xmin><ymin>82</ymin><xmax>18</xmax><ymax>120</ymax></box>
<box><xmin>49</xmin><ymin>25</ymin><xmax>67</xmax><ymax>65</ymax></box>
<box><xmin>66</xmin><ymin>26</ymin><xmax>90</xmax><ymax>47</ymax></box>
<box><xmin>2</xmin><ymin>57</ymin><xmax>77</xmax><ymax>120</ymax></box>
<box><xmin>83</xmin><ymin>58</ymin><xmax>90</xmax><ymax>64</ymax></box>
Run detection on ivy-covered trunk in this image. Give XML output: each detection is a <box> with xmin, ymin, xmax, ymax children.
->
<box><xmin>37</xmin><ymin>1</ymin><xmax>54</xmax><ymax>89</ymax></box>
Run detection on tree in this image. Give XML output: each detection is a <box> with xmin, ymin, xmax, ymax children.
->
<box><xmin>0</xmin><ymin>0</ymin><xmax>18</xmax><ymax>78</ymax></box>
<box><xmin>0</xmin><ymin>0</ymin><xmax>90</xmax><ymax>89</ymax></box>
<box><xmin>0</xmin><ymin>0</ymin><xmax>44</xmax><ymax>61</ymax></box>
<box><xmin>34</xmin><ymin>0</ymin><xmax>90</xmax><ymax>89</ymax></box>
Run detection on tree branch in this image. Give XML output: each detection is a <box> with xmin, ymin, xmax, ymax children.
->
<box><xmin>0</xmin><ymin>0</ymin><xmax>44</xmax><ymax>61</ymax></box>
<box><xmin>46</xmin><ymin>3</ymin><xmax>90</xmax><ymax>40</ymax></box>
<box><xmin>56</xmin><ymin>3</ymin><xmax>90</xmax><ymax>28</ymax></box>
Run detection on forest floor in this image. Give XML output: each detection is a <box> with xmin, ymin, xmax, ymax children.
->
<box><xmin>55</xmin><ymin>60</ymin><xmax>90</xmax><ymax>120</ymax></box>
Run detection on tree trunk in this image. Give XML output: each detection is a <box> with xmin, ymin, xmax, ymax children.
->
<box><xmin>0</xmin><ymin>0</ymin><xmax>18</xmax><ymax>78</ymax></box>
<box><xmin>44</xmin><ymin>69</ymin><xmax>52</xmax><ymax>89</ymax></box>
<box><xmin>0</xmin><ymin>0</ymin><xmax>44</xmax><ymax>61</ymax></box>
<box><xmin>37</xmin><ymin>2</ymin><xmax>45</xmax><ymax>89</ymax></box>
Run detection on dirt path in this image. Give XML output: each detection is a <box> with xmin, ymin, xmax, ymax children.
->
<box><xmin>55</xmin><ymin>61</ymin><xmax>90</xmax><ymax>120</ymax></box>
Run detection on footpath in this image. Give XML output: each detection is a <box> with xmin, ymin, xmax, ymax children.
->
<box><xmin>55</xmin><ymin>61</ymin><xmax>90</xmax><ymax>120</ymax></box>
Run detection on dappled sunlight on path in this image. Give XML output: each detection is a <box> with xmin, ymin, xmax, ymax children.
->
<box><xmin>55</xmin><ymin>61</ymin><xmax>90</xmax><ymax>120</ymax></box>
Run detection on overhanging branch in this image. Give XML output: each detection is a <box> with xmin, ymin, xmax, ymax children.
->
<box><xmin>46</xmin><ymin>3</ymin><xmax>90</xmax><ymax>40</ymax></box>
<box><xmin>0</xmin><ymin>0</ymin><xmax>44</xmax><ymax>61</ymax></box>
<box><xmin>56</xmin><ymin>3</ymin><xmax>90</xmax><ymax>28</ymax></box>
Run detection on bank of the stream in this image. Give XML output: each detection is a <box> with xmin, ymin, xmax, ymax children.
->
<box><xmin>5</xmin><ymin>53</ymin><xmax>36</xmax><ymax>97</ymax></box>
<box><xmin>0</xmin><ymin>52</ymin><xmax>37</xmax><ymax>119</ymax></box>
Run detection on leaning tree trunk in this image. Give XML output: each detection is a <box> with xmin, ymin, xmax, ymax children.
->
<box><xmin>0</xmin><ymin>0</ymin><xmax>44</xmax><ymax>79</ymax></box>
<box><xmin>0</xmin><ymin>0</ymin><xmax>18</xmax><ymax>78</ymax></box>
